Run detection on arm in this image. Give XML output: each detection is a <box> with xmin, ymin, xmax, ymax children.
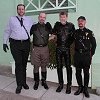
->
<box><xmin>30</xmin><ymin>25</ymin><xmax>34</xmax><ymax>36</ymax></box>
<box><xmin>69</xmin><ymin>24</ymin><xmax>75</xmax><ymax>45</ymax></box>
<box><xmin>3</xmin><ymin>18</ymin><xmax>12</xmax><ymax>44</ymax></box>
<box><xmin>90</xmin><ymin>33</ymin><xmax>97</xmax><ymax>56</ymax></box>
<box><xmin>46</xmin><ymin>22</ymin><xmax>52</xmax><ymax>34</ymax></box>
<box><xmin>3</xmin><ymin>18</ymin><xmax>12</xmax><ymax>52</ymax></box>
<box><xmin>49</xmin><ymin>22</ymin><xmax>59</xmax><ymax>42</ymax></box>
<box><xmin>46</xmin><ymin>22</ymin><xmax>56</xmax><ymax>41</ymax></box>
<box><xmin>30</xmin><ymin>24</ymin><xmax>37</xmax><ymax>36</ymax></box>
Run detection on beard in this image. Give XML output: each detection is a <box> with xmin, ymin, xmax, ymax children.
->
<box><xmin>39</xmin><ymin>20</ymin><xmax>45</xmax><ymax>24</ymax></box>
<box><xmin>18</xmin><ymin>12</ymin><xmax>25</xmax><ymax>16</ymax></box>
<box><xmin>79</xmin><ymin>23</ymin><xmax>83</xmax><ymax>28</ymax></box>
<box><xmin>61</xmin><ymin>21</ymin><xmax>66</xmax><ymax>25</ymax></box>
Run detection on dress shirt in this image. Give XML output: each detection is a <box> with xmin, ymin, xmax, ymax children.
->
<box><xmin>3</xmin><ymin>16</ymin><xmax>35</xmax><ymax>44</ymax></box>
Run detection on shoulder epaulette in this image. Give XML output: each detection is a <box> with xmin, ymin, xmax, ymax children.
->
<box><xmin>55</xmin><ymin>21</ymin><xmax>60</xmax><ymax>26</ymax></box>
<box><xmin>68</xmin><ymin>22</ymin><xmax>74</xmax><ymax>25</ymax></box>
<box><xmin>85</xmin><ymin>28</ymin><xmax>92</xmax><ymax>33</ymax></box>
<box><xmin>32</xmin><ymin>23</ymin><xmax>38</xmax><ymax>30</ymax></box>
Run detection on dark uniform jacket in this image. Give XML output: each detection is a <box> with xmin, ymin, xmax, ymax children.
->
<box><xmin>53</xmin><ymin>21</ymin><xmax>75</xmax><ymax>48</ymax></box>
<box><xmin>30</xmin><ymin>22</ymin><xmax>52</xmax><ymax>46</ymax></box>
<box><xmin>74</xmin><ymin>27</ymin><xmax>96</xmax><ymax>56</ymax></box>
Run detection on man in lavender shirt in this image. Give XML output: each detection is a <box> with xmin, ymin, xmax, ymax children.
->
<box><xmin>3</xmin><ymin>4</ymin><xmax>33</xmax><ymax>94</ymax></box>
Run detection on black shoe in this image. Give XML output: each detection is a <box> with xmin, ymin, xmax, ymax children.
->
<box><xmin>56</xmin><ymin>84</ymin><xmax>63</xmax><ymax>92</ymax></box>
<box><xmin>66</xmin><ymin>84</ymin><xmax>71</xmax><ymax>94</ymax></box>
<box><xmin>15</xmin><ymin>86</ymin><xmax>22</xmax><ymax>94</ymax></box>
<box><xmin>74</xmin><ymin>86</ymin><xmax>83</xmax><ymax>95</ymax></box>
<box><xmin>23</xmin><ymin>84</ymin><xmax>29</xmax><ymax>89</ymax></box>
<box><xmin>41</xmin><ymin>81</ymin><xmax>49</xmax><ymax>90</ymax></box>
<box><xmin>83</xmin><ymin>87</ymin><xmax>90</xmax><ymax>98</ymax></box>
<box><xmin>33</xmin><ymin>81</ymin><xmax>39</xmax><ymax>90</ymax></box>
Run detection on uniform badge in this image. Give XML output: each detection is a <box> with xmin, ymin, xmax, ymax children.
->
<box><xmin>85</xmin><ymin>32</ymin><xmax>89</xmax><ymax>39</ymax></box>
<box><xmin>86</xmin><ymin>32</ymin><xmax>89</xmax><ymax>36</ymax></box>
<box><xmin>83</xmin><ymin>36</ymin><xmax>85</xmax><ymax>39</ymax></box>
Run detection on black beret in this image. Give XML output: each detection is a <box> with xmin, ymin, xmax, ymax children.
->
<box><xmin>77</xmin><ymin>16</ymin><xmax>86</xmax><ymax>20</ymax></box>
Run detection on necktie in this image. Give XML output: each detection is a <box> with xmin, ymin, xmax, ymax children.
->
<box><xmin>20</xmin><ymin>18</ymin><xmax>23</xmax><ymax>26</ymax></box>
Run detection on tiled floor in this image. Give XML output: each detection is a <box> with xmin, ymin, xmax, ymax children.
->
<box><xmin>0</xmin><ymin>75</ymin><xmax>99</xmax><ymax>100</ymax></box>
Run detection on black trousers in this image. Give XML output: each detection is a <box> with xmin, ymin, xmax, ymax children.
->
<box><xmin>75</xmin><ymin>67</ymin><xmax>90</xmax><ymax>87</ymax></box>
<box><xmin>74</xmin><ymin>51</ymin><xmax>91</xmax><ymax>87</ymax></box>
<box><xmin>56</xmin><ymin>48</ymin><xmax>72</xmax><ymax>85</ymax></box>
<box><xmin>10</xmin><ymin>38</ymin><xmax>30</xmax><ymax>86</ymax></box>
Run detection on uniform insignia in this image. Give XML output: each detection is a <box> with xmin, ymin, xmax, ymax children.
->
<box><xmin>86</xmin><ymin>32</ymin><xmax>89</xmax><ymax>36</ymax></box>
<box><xmin>83</xmin><ymin>36</ymin><xmax>85</xmax><ymax>39</ymax></box>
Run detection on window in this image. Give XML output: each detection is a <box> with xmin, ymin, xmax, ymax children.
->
<box><xmin>23</xmin><ymin>0</ymin><xmax>77</xmax><ymax>15</ymax></box>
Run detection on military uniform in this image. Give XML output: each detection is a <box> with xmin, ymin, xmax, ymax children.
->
<box><xmin>30</xmin><ymin>22</ymin><xmax>52</xmax><ymax>90</ymax></box>
<box><xmin>74</xmin><ymin>27</ymin><xmax>96</xmax><ymax>97</ymax></box>
<box><xmin>53</xmin><ymin>21</ymin><xmax>75</xmax><ymax>93</ymax></box>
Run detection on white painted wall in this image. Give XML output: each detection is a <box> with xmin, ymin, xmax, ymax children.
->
<box><xmin>11</xmin><ymin>62</ymin><xmax>91</xmax><ymax>87</ymax></box>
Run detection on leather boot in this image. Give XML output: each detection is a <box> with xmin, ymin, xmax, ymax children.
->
<box><xmin>83</xmin><ymin>68</ymin><xmax>90</xmax><ymax>98</ymax></box>
<box><xmin>84</xmin><ymin>68</ymin><xmax>89</xmax><ymax>90</ymax></box>
<box><xmin>56</xmin><ymin>65</ymin><xmax>63</xmax><ymax>92</ymax></box>
<box><xmin>33</xmin><ymin>73</ymin><xmax>39</xmax><ymax>90</ymax></box>
<box><xmin>76</xmin><ymin>68</ymin><xmax>83</xmax><ymax>86</ymax></box>
<box><xmin>66</xmin><ymin>84</ymin><xmax>71</xmax><ymax>94</ymax></box>
<box><xmin>83</xmin><ymin>86</ymin><xmax>90</xmax><ymax>98</ymax></box>
<box><xmin>66</xmin><ymin>67</ymin><xmax>72</xmax><ymax>94</ymax></box>
<box><xmin>56</xmin><ymin>84</ymin><xmax>63</xmax><ymax>92</ymax></box>
<box><xmin>75</xmin><ymin>68</ymin><xmax>83</xmax><ymax>94</ymax></box>
<box><xmin>15</xmin><ymin>86</ymin><xmax>22</xmax><ymax>94</ymax></box>
<box><xmin>74</xmin><ymin>86</ymin><xmax>83</xmax><ymax>95</ymax></box>
<box><xmin>33</xmin><ymin>81</ymin><xmax>39</xmax><ymax>90</ymax></box>
<box><xmin>41</xmin><ymin>80</ymin><xmax>49</xmax><ymax>90</ymax></box>
<box><xmin>23</xmin><ymin>83</ymin><xmax>29</xmax><ymax>89</ymax></box>
<box><xmin>41</xmin><ymin>72</ymin><xmax>49</xmax><ymax>90</ymax></box>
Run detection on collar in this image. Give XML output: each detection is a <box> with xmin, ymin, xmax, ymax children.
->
<box><xmin>60</xmin><ymin>21</ymin><xmax>68</xmax><ymax>26</ymax></box>
<box><xmin>38</xmin><ymin>22</ymin><xmax>45</xmax><ymax>27</ymax></box>
<box><xmin>79</xmin><ymin>27</ymin><xmax>86</xmax><ymax>31</ymax></box>
<box><xmin>17</xmin><ymin>15</ymin><xmax>25</xmax><ymax>20</ymax></box>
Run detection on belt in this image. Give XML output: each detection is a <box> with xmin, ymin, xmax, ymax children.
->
<box><xmin>33</xmin><ymin>44</ymin><xmax>47</xmax><ymax>47</ymax></box>
<box><xmin>9</xmin><ymin>38</ymin><xmax>30</xmax><ymax>43</ymax></box>
<box><xmin>75</xmin><ymin>49</ymin><xmax>90</xmax><ymax>53</ymax></box>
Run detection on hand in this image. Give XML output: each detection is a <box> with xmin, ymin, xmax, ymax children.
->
<box><xmin>49</xmin><ymin>35</ymin><xmax>57</xmax><ymax>43</ymax></box>
<box><xmin>3</xmin><ymin>44</ymin><xmax>9</xmax><ymax>52</ymax></box>
<box><xmin>49</xmin><ymin>34</ymin><xmax>56</xmax><ymax>41</ymax></box>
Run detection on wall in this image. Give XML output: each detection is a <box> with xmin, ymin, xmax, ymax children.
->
<box><xmin>0</xmin><ymin>0</ymin><xmax>23</xmax><ymax>65</ymax></box>
<box><xmin>0</xmin><ymin>0</ymin><xmax>16</xmax><ymax>65</ymax></box>
<box><xmin>76</xmin><ymin>0</ymin><xmax>100</xmax><ymax>89</ymax></box>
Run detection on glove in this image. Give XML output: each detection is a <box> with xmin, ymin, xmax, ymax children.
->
<box><xmin>3</xmin><ymin>44</ymin><xmax>9</xmax><ymax>52</ymax></box>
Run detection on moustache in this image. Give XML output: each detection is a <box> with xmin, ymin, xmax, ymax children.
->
<box><xmin>40</xmin><ymin>19</ymin><xmax>45</xmax><ymax>21</ymax></box>
<box><xmin>79</xmin><ymin>23</ymin><xmax>83</xmax><ymax>26</ymax></box>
